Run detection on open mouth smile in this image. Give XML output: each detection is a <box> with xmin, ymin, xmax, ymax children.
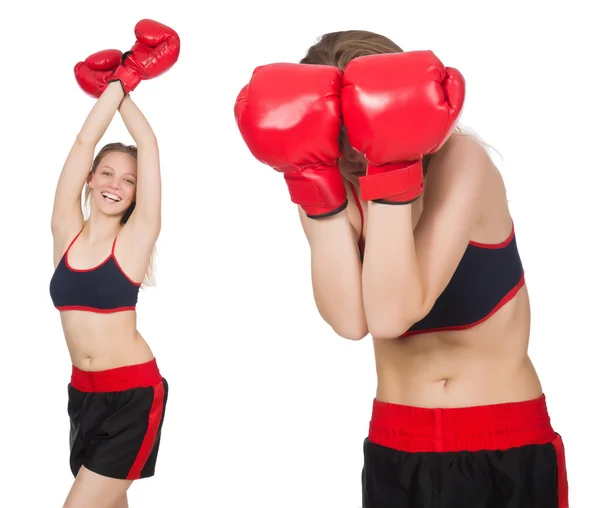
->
<box><xmin>101</xmin><ymin>191</ymin><xmax>122</xmax><ymax>203</ymax></box>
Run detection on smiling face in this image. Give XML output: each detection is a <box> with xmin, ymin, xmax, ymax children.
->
<box><xmin>87</xmin><ymin>151</ymin><xmax>138</xmax><ymax>219</ymax></box>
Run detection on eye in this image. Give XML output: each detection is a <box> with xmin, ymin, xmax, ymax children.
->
<box><xmin>102</xmin><ymin>171</ymin><xmax>111</xmax><ymax>176</ymax></box>
<box><xmin>125</xmin><ymin>179</ymin><xmax>135</xmax><ymax>185</ymax></box>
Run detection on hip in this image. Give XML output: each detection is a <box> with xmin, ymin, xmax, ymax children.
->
<box><xmin>376</xmin><ymin>373</ymin><xmax>543</xmax><ymax>409</ymax></box>
<box><xmin>67</xmin><ymin>358</ymin><xmax>168</xmax><ymax>480</ymax></box>
<box><xmin>362</xmin><ymin>394</ymin><xmax>569</xmax><ymax>507</ymax></box>
<box><xmin>375</xmin><ymin>350</ymin><xmax>542</xmax><ymax>408</ymax></box>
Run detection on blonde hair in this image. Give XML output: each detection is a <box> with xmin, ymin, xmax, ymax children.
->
<box><xmin>84</xmin><ymin>142</ymin><xmax>157</xmax><ymax>288</ymax></box>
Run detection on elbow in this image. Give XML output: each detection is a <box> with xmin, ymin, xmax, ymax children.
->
<box><xmin>364</xmin><ymin>294</ymin><xmax>432</xmax><ymax>340</ymax></box>
<box><xmin>50</xmin><ymin>214</ymin><xmax>60</xmax><ymax>233</ymax></box>
<box><xmin>50</xmin><ymin>219</ymin><xmax>62</xmax><ymax>237</ymax></box>
<box><xmin>315</xmin><ymin>295</ymin><xmax>368</xmax><ymax>341</ymax></box>
<box><xmin>332</xmin><ymin>325</ymin><xmax>369</xmax><ymax>341</ymax></box>
<box><xmin>324</xmin><ymin>312</ymin><xmax>368</xmax><ymax>341</ymax></box>
<box><xmin>50</xmin><ymin>212</ymin><xmax>68</xmax><ymax>237</ymax></box>
<box><xmin>366</xmin><ymin>308</ymin><xmax>428</xmax><ymax>340</ymax></box>
<box><xmin>367</xmin><ymin>320</ymin><xmax>408</xmax><ymax>340</ymax></box>
<box><xmin>137</xmin><ymin>136</ymin><xmax>158</xmax><ymax>150</ymax></box>
<box><xmin>50</xmin><ymin>219</ymin><xmax>59</xmax><ymax>237</ymax></box>
<box><xmin>74</xmin><ymin>133</ymin><xmax>98</xmax><ymax>148</ymax></box>
<box><xmin>332</xmin><ymin>323</ymin><xmax>369</xmax><ymax>341</ymax></box>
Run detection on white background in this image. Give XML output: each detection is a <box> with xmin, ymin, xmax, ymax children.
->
<box><xmin>1</xmin><ymin>0</ymin><xmax>597</xmax><ymax>506</ymax></box>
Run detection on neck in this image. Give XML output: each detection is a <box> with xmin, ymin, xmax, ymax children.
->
<box><xmin>83</xmin><ymin>213</ymin><xmax>122</xmax><ymax>243</ymax></box>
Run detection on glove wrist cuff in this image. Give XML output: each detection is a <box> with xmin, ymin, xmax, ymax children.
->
<box><xmin>284</xmin><ymin>164</ymin><xmax>348</xmax><ymax>219</ymax></box>
<box><xmin>359</xmin><ymin>160</ymin><xmax>424</xmax><ymax>203</ymax></box>
<box><xmin>111</xmin><ymin>65</ymin><xmax>141</xmax><ymax>94</ymax></box>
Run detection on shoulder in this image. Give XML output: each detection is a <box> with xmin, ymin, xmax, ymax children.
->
<box><xmin>424</xmin><ymin>133</ymin><xmax>498</xmax><ymax>199</ymax></box>
<box><xmin>432</xmin><ymin>133</ymin><xmax>493</xmax><ymax>175</ymax></box>
<box><xmin>423</xmin><ymin>132</ymin><xmax>512</xmax><ymax>242</ymax></box>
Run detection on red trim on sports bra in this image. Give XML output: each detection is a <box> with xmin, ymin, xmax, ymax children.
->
<box><xmin>468</xmin><ymin>221</ymin><xmax>515</xmax><ymax>249</ymax></box>
<box><xmin>64</xmin><ymin>230</ymin><xmax>141</xmax><ymax>286</ymax></box>
<box><xmin>111</xmin><ymin>236</ymin><xmax>142</xmax><ymax>287</ymax></box>
<box><xmin>56</xmin><ymin>305</ymin><xmax>136</xmax><ymax>313</ymax></box>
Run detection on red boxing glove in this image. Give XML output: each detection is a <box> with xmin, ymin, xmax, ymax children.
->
<box><xmin>111</xmin><ymin>19</ymin><xmax>180</xmax><ymax>94</ymax></box>
<box><xmin>235</xmin><ymin>63</ymin><xmax>347</xmax><ymax>218</ymax></box>
<box><xmin>342</xmin><ymin>51</ymin><xmax>466</xmax><ymax>204</ymax></box>
<box><xmin>74</xmin><ymin>49</ymin><xmax>123</xmax><ymax>98</ymax></box>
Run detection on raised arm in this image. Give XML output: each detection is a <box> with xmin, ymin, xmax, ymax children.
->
<box><xmin>51</xmin><ymin>73</ymin><xmax>124</xmax><ymax>244</ymax></box>
<box><xmin>341</xmin><ymin>51</ymin><xmax>468</xmax><ymax>339</ymax></box>
<box><xmin>118</xmin><ymin>96</ymin><xmax>161</xmax><ymax>242</ymax></box>
<box><xmin>235</xmin><ymin>63</ymin><xmax>367</xmax><ymax>340</ymax></box>
<box><xmin>299</xmin><ymin>207</ymin><xmax>367</xmax><ymax>340</ymax></box>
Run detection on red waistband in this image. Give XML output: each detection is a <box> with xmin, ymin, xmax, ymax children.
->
<box><xmin>368</xmin><ymin>395</ymin><xmax>556</xmax><ymax>453</ymax></box>
<box><xmin>70</xmin><ymin>359</ymin><xmax>162</xmax><ymax>392</ymax></box>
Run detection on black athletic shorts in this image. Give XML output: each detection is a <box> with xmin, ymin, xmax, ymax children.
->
<box><xmin>67</xmin><ymin>358</ymin><xmax>168</xmax><ymax>480</ymax></box>
<box><xmin>362</xmin><ymin>395</ymin><xmax>569</xmax><ymax>507</ymax></box>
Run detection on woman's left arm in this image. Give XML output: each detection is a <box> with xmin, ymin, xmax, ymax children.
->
<box><xmin>362</xmin><ymin>136</ymin><xmax>490</xmax><ymax>339</ymax></box>
<box><xmin>118</xmin><ymin>95</ymin><xmax>161</xmax><ymax>241</ymax></box>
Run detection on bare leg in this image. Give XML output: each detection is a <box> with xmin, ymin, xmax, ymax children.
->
<box><xmin>63</xmin><ymin>466</ymin><xmax>133</xmax><ymax>508</ymax></box>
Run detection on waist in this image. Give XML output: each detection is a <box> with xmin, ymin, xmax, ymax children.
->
<box><xmin>375</xmin><ymin>353</ymin><xmax>542</xmax><ymax>408</ymax></box>
<box><xmin>70</xmin><ymin>358</ymin><xmax>162</xmax><ymax>392</ymax></box>
<box><xmin>373</xmin><ymin>313</ymin><xmax>537</xmax><ymax>403</ymax></box>
<box><xmin>61</xmin><ymin>310</ymin><xmax>137</xmax><ymax>344</ymax></box>
<box><xmin>368</xmin><ymin>394</ymin><xmax>556</xmax><ymax>453</ymax></box>
<box><xmin>60</xmin><ymin>312</ymin><xmax>153</xmax><ymax>370</ymax></box>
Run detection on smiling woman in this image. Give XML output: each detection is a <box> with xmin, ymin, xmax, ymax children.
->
<box><xmin>81</xmin><ymin>143</ymin><xmax>156</xmax><ymax>287</ymax></box>
<box><xmin>87</xmin><ymin>144</ymin><xmax>138</xmax><ymax>217</ymax></box>
<box><xmin>48</xmin><ymin>18</ymin><xmax>180</xmax><ymax>508</ymax></box>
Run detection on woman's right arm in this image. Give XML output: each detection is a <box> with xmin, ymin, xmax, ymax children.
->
<box><xmin>50</xmin><ymin>82</ymin><xmax>125</xmax><ymax>243</ymax></box>
<box><xmin>299</xmin><ymin>209</ymin><xmax>368</xmax><ymax>340</ymax></box>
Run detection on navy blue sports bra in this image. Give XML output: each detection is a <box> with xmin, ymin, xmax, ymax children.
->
<box><xmin>49</xmin><ymin>231</ymin><xmax>140</xmax><ymax>313</ymax></box>
<box><xmin>349</xmin><ymin>186</ymin><xmax>524</xmax><ymax>337</ymax></box>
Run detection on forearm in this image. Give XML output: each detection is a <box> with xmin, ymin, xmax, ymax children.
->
<box><xmin>77</xmin><ymin>82</ymin><xmax>124</xmax><ymax>145</ymax></box>
<box><xmin>118</xmin><ymin>96</ymin><xmax>157</xmax><ymax>146</ymax></box>
<box><xmin>302</xmin><ymin>211</ymin><xmax>367</xmax><ymax>340</ymax></box>
<box><xmin>362</xmin><ymin>203</ymin><xmax>424</xmax><ymax>338</ymax></box>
